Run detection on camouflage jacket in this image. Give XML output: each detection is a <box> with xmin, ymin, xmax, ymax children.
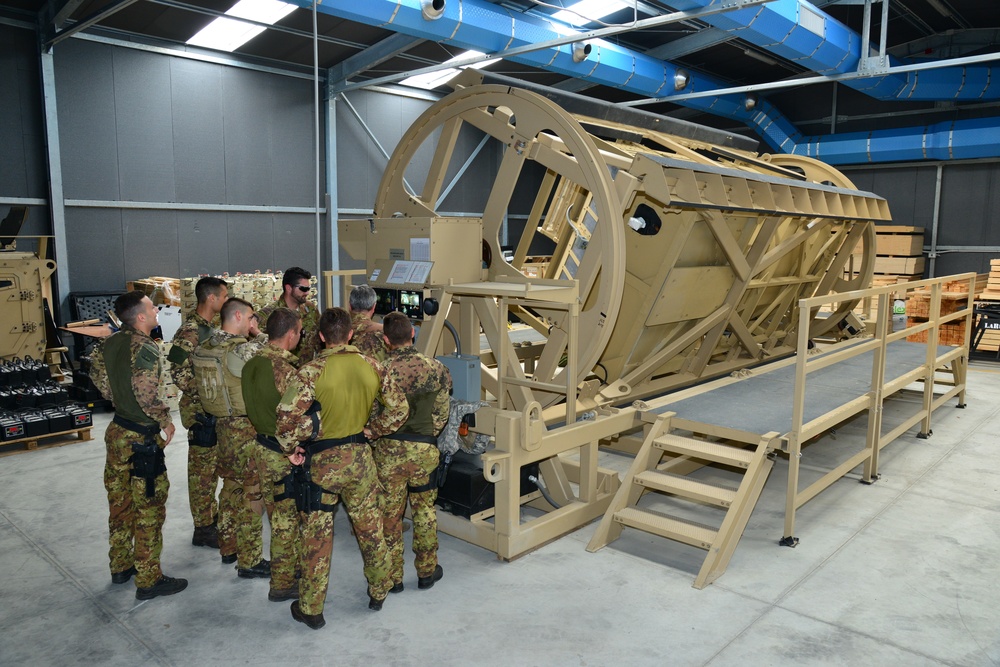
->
<box><xmin>381</xmin><ymin>345</ymin><xmax>452</xmax><ymax>436</ymax></box>
<box><xmin>257</xmin><ymin>298</ymin><xmax>321</xmax><ymax>366</ymax></box>
<box><xmin>168</xmin><ymin>311</ymin><xmax>215</xmax><ymax>426</ymax></box>
<box><xmin>351</xmin><ymin>311</ymin><xmax>388</xmax><ymax>362</ymax></box>
<box><xmin>90</xmin><ymin>325</ymin><xmax>173</xmax><ymax>431</ymax></box>
<box><xmin>275</xmin><ymin>344</ymin><xmax>407</xmax><ymax>454</ymax></box>
<box><xmin>203</xmin><ymin>329</ymin><xmax>269</xmax><ymax>362</ymax></box>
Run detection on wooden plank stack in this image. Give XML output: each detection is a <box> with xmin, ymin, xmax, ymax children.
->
<box><xmin>905</xmin><ymin>273</ymin><xmax>986</xmax><ymax>346</ymax></box>
<box><xmin>872</xmin><ymin>225</ymin><xmax>925</xmax><ymax>282</ymax></box>
<box><xmin>974</xmin><ymin>259</ymin><xmax>1000</xmax><ymax>353</ymax></box>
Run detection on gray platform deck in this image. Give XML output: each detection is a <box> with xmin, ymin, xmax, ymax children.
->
<box><xmin>650</xmin><ymin>341</ymin><xmax>957</xmax><ymax>437</ymax></box>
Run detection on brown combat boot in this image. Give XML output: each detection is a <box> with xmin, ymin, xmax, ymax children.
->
<box><xmin>291</xmin><ymin>601</ymin><xmax>325</xmax><ymax>629</ymax></box>
<box><xmin>192</xmin><ymin>523</ymin><xmax>220</xmax><ymax>549</ymax></box>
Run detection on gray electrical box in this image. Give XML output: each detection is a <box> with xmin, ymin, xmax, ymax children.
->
<box><xmin>437</xmin><ymin>353</ymin><xmax>481</xmax><ymax>402</ymax></box>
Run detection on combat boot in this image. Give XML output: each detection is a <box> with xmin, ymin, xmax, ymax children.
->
<box><xmin>291</xmin><ymin>601</ymin><xmax>325</xmax><ymax>630</ymax></box>
<box><xmin>418</xmin><ymin>564</ymin><xmax>444</xmax><ymax>589</ymax></box>
<box><xmin>268</xmin><ymin>587</ymin><xmax>299</xmax><ymax>602</ymax></box>
<box><xmin>111</xmin><ymin>566</ymin><xmax>137</xmax><ymax>585</ymax></box>
<box><xmin>389</xmin><ymin>582</ymin><xmax>404</xmax><ymax>594</ymax></box>
<box><xmin>135</xmin><ymin>575</ymin><xmax>188</xmax><ymax>600</ymax></box>
<box><xmin>237</xmin><ymin>559</ymin><xmax>271</xmax><ymax>579</ymax></box>
<box><xmin>192</xmin><ymin>523</ymin><xmax>220</xmax><ymax>549</ymax></box>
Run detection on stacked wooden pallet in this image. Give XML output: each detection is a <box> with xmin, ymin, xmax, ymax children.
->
<box><xmin>129</xmin><ymin>276</ymin><xmax>182</xmax><ymax>307</ymax></box>
<box><xmin>905</xmin><ymin>274</ymin><xmax>986</xmax><ymax>346</ymax></box>
<box><xmin>974</xmin><ymin>259</ymin><xmax>1000</xmax><ymax>352</ymax></box>
<box><xmin>872</xmin><ymin>225</ymin><xmax>925</xmax><ymax>281</ymax></box>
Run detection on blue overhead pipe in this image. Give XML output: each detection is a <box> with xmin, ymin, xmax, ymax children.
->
<box><xmin>295</xmin><ymin>0</ymin><xmax>1000</xmax><ymax>163</ymax></box>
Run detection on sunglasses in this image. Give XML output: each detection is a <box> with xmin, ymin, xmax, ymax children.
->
<box><xmin>295</xmin><ymin>285</ymin><xmax>311</xmax><ymax>293</ymax></box>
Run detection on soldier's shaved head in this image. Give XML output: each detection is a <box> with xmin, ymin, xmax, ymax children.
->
<box><xmin>221</xmin><ymin>297</ymin><xmax>254</xmax><ymax>324</ymax></box>
<box><xmin>195</xmin><ymin>277</ymin><xmax>228</xmax><ymax>304</ymax></box>
<box><xmin>114</xmin><ymin>291</ymin><xmax>147</xmax><ymax>327</ymax></box>
<box><xmin>266</xmin><ymin>307</ymin><xmax>301</xmax><ymax>339</ymax></box>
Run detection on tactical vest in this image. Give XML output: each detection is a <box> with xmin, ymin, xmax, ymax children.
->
<box><xmin>104</xmin><ymin>331</ymin><xmax>159</xmax><ymax>427</ymax></box>
<box><xmin>242</xmin><ymin>356</ymin><xmax>281</xmax><ymax>436</ymax></box>
<box><xmin>191</xmin><ymin>337</ymin><xmax>248</xmax><ymax>417</ymax></box>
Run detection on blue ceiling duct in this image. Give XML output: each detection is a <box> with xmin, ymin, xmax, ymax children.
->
<box><xmin>664</xmin><ymin>0</ymin><xmax>1000</xmax><ymax>101</ymax></box>
<box><xmin>296</xmin><ymin>0</ymin><xmax>1000</xmax><ymax>164</ymax></box>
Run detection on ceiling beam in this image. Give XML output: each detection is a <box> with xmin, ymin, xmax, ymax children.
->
<box><xmin>328</xmin><ymin>32</ymin><xmax>425</xmax><ymax>86</ymax></box>
<box><xmin>44</xmin><ymin>0</ymin><xmax>141</xmax><ymax>49</ymax></box>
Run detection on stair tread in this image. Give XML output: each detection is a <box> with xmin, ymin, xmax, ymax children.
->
<box><xmin>634</xmin><ymin>470</ymin><xmax>738</xmax><ymax>505</ymax></box>
<box><xmin>614</xmin><ymin>506</ymin><xmax>717</xmax><ymax>547</ymax></box>
<box><xmin>653</xmin><ymin>434</ymin><xmax>754</xmax><ymax>466</ymax></box>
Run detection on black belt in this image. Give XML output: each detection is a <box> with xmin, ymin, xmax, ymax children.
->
<box><xmin>383</xmin><ymin>431</ymin><xmax>438</xmax><ymax>445</ymax></box>
<box><xmin>113</xmin><ymin>414</ymin><xmax>160</xmax><ymax>437</ymax></box>
<box><xmin>256</xmin><ymin>433</ymin><xmax>284</xmax><ymax>454</ymax></box>
<box><xmin>307</xmin><ymin>432</ymin><xmax>367</xmax><ymax>455</ymax></box>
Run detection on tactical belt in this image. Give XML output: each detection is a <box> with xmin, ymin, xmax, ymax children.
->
<box><xmin>113</xmin><ymin>414</ymin><xmax>159</xmax><ymax>437</ymax></box>
<box><xmin>306</xmin><ymin>432</ymin><xmax>367</xmax><ymax>455</ymax></box>
<box><xmin>408</xmin><ymin>470</ymin><xmax>439</xmax><ymax>494</ymax></box>
<box><xmin>255</xmin><ymin>433</ymin><xmax>284</xmax><ymax>454</ymax></box>
<box><xmin>384</xmin><ymin>431</ymin><xmax>438</xmax><ymax>445</ymax></box>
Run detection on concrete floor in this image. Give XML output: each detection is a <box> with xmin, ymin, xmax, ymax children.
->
<box><xmin>1</xmin><ymin>361</ymin><xmax>999</xmax><ymax>666</ymax></box>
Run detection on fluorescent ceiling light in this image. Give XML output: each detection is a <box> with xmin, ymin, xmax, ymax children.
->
<box><xmin>187</xmin><ymin>0</ymin><xmax>296</xmax><ymax>52</ymax></box>
<box><xmin>399</xmin><ymin>51</ymin><xmax>499</xmax><ymax>91</ymax></box>
<box><xmin>552</xmin><ymin>0</ymin><xmax>629</xmax><ymax>26</ymax></box>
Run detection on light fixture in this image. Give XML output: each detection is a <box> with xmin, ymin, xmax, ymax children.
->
<box><xmin>399</xmin><ymin>50</ymin><xmax>498</xmax><ymax>90</ymax></box>
<box><xmin>552</xmin><ymin>0</ymin><xmax>629</xmax><ymax>26</ymax></box>
<box><xmin>421</xmin><ymin>0</ymin><xmax>446</xmax><ymax>21</ymax></box>
<box><xmin>744</xmin><ymin>93</ymin><xmax>758</xmax><ymax>112</ymax></box>
<box><xmin>673</xmin><ymin>69</ymin><xmax>689</xmax><ymax>91</ymax></box>
<box><xmin>572</xmin><ymin>42</ymin><xmax>592</xmax><ymax>63</ymax></box>
<box><xmin>186</xmin><ymin>0</ymin><xmax>296</xmax><ymax>52</ymax></box>
<box><xmin>743</xmin><ymin>47</ymin><xmax>779</xmax><ymax>67</ymax></box>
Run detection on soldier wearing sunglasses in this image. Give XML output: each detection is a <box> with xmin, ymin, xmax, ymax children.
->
<box><xmin>257</xmin><ymin>267</ymin><xmax>321</xmax><ymax>366</ymax></box>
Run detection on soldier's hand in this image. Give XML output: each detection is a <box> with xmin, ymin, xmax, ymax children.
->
<box><xmin>288</xmin><ymin>446</ymin><xmax>305</xmax><ymax>466</ymax></box>
<box><xmin>161</xmin><ymin>422</ymin><xmax>176</xmax><ymax>446</ymax></box>
<box><xmin>363</xmin><ymin>427</ymin><xmax>374</xmax><ymax>441</ymax></box>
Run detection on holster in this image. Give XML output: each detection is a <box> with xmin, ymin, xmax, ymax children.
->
<box><xmin>189</xmin><ymin>413</ymin><xmax>217</xmax><ymax>448</ymax></box>
<box><xmin>274</xmin><ymin>453</ymin><xmax>337</xmax><ymax>514</ymax></box>
<box><xmin>129</xmin><ymin>437</ymin><xmax>167</xmax><ymax>498</ymax></box>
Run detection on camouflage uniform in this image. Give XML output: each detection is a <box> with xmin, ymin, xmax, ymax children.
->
<box><xmin>242</xmin><ymin>345</ymin><xmax>302</xmax><ymax>592</ymax></box>
<box><xmin>350</xmin><ymin>311</ymin><xmax>388</xmax><ymax>362</ymax></box>
<box><xmin>374</xmin><ymin>346</ymin><xmax>452</xmax><ymax>584</ymax></box>
<box><xmin>90</xmin><ymin>326</ymin><xmax>173</xmax><ymax>589</ymax></box>
<box><xmin>258</xmin><ymin>299</ymin><xmax>321</xmax><ymax>366</ymax></box>
<box><xmin>168</xmin><ymin>311</ymin><xmax>220</xmax><ymax>529</ymax></box>
<box><xmin>196</xmin><ymin>330</ymin><xmax>268</xmax><ymax>567</ymax></box>
<box><xmin>276</xmin><ymin>344</ymin><xmax>408</xmax><ymax>615</ymax></box>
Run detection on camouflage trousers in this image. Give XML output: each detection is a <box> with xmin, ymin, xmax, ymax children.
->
<box><xmin>187</xmin><ymin>432</ymin><xmax>219</xmax><ymax>528</ymax></box>
<box><xmin>216</xmin><ymin>416</ymin><xmax>264</xmax><ymax>569</ymax></box>
<box><xmin>255</xmin><ymin>444</ymin><xmax>302</xmax><ymax>590</ymax></box>
<box><xmin>104</xmin><ymin>422</ymin><xmax>169</xmax><ymax>589</ymax></box>
<box><xmin>180</xmin><ymin>397</ymin><xmax>219</xmax><ymax>528</ymax></box>
<box><xmin>373</xmin><ymin>439</ymin><xmax>440</xmax><ymax>582</ymax></box>
<box><xmin>298</xmin><ymin>443</ymin><xmax>391</xmax><ymax>616</ymax></box>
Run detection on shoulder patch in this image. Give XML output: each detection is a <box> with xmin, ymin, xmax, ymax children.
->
<box><xmin>136</xmin><ymin>343</ymin><xmax>160</xmax><ymax>371</ymax></box>
<box><xmin>166</xmin><ymin>345</ymin><xmax>189</xmax><ymax>365</ymax></box>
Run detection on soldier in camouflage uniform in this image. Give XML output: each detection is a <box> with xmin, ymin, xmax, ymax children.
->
<box><xmin>276</xmin><ymin>307</ymin><xmax>408</xmax><ymax>629</ymax></box>
<box><xmin>241</xmin><ymin>307</ymin><xmax>304</xmax><ymax>602</ymax></box>
<box><xmin>373</xmin><ymin>312</ymin><xmax>452</xmax><ymax>592</ymax></box>
<box><xmin>348</xmin><ymin>284</ymin><xmax>388</xmax><ymax>362</ymax></box>
<box><xmin>257</xmin><ymin>267</ymin><xmax>321</xmax><ymax>366</ymax></box>
<box><xmin>192</xmin><ymin>297</ymin><xmax>270</xmax><ymax>578</ymax></box>
<box><xmin>90</xmin><ymin>291</ymin><xmax>188</xmax><ymax>600</ymax></box>
<box><xmin>167</xmin><ymin>276</ymin><xmax>227</xmax><ymax>549</ymax></box>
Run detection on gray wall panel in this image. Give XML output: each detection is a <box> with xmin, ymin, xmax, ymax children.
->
<box><xmin>936</xmin><ymin>252</ymin><xmax>993</xmax><ymax>277</ymax></box>
<box><xmin>223</xmin><ymin>69</ymin><xmax>273</xmax><ymax>204</ymax></box>
<box><xmin>170</xmin><ymin>59</ymin><xmax>227</xmax><ymax>203</ymax></box>
<box><xmin>273</xmin><ymin>213</ymin><xmax>320</xmax><ymax>277</ymax></box>
<box><xmin>870</xmin><ymin>168</ymin><xmax>932</xmax><ymax>229</ymax></box>
<box><xmin>177</xmin><ymin>212</ymin><xmax>229</xmax><ymax>277</ymax></box>
<box><xmin>271</xmin><ymin>76</ymin><xmax>320</xmax><ymax>207</ymax></box>
<box><xmin>65</xmin><ymin>208</ymin><xmax>125</xmax><ymax>292</ymax></box>
<box><xmin>0</xmin><ymin>27</ymin><xmax>29</xmax><ymax>198</ymax></box>
<box><xmin>227</xmin><ymin>213</ymin><xmax>274</xmax><ymax>273</ymax></box>
<box><xmin>56</xmin><ymin>40</ymin><xmax>120</xmax><ymax>200</ymax></box>
<box><xmin>113</xmin><ymin>49</ymin><xmax>176</xmax><ymax>202</ymax></box>
<box><xmin>122</xmin><ymin>210</ymin><xmax>179</xmax><ymax>280</ymax></box>
<box><xmin>939</xmin><ymin>165</ymin><xmax>991</xmax><ymax>246</ymax></box>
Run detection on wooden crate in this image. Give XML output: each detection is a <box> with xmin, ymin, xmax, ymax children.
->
<box><xmin>874</xmin><ymin>256</ymin><xmax>925</xmax><ymax>275</ymax></box>
<box><xmin>0</xmin><ymin>426</ymin><xmax>93</xmax><ymax>457</ymax></box>
<box><xmin>874</xmin><ymin>225</ymin><xmax>924</xmax><ymax>256</ymax></box>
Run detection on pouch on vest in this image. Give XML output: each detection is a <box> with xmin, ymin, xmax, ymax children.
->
<box><xmin>190</xmin><ymin>342</ymin><xmax>247</xmax><ymax>417</ymax></box>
